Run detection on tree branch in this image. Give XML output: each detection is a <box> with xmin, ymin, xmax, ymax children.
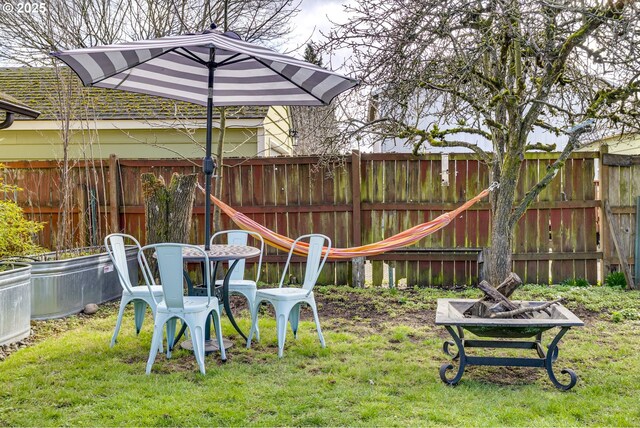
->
<box><xmin>406</xmin><ymin>126</ymin><xmax>492</xmax><ymax>163</ymax></box>
<box><xmin>522</xmin><ymin>2</ymin><xmax>624</xmax><ymax>133</ymax></box>
<box><xmin>429</xmin><ymin>126</ymin><xmax>492</xmax><ymax>141</ymax></box>
<box><xmin>510</xmin><ymin>121</ymin><xmax>593</xmax><ymax>225</ymax></box>
<box><xmin>526</xmin><ymin>142</ymin><xmax>556</xmax><ymax>152</ymax></box>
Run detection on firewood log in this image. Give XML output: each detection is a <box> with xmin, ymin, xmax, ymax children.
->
<box><xmin>490</xmin><ymin>298</ymin><xmax>564</xmax><ymax>319</ymax></box>
<box><xmin>495</xmin><ymin>273</ymin><xmax>523</xmax><ymax>298</ymax></box>
<box><xmin>478</xmin><ymin>280</ymin><xmax>519</xmax><ymax>311</ymax></box>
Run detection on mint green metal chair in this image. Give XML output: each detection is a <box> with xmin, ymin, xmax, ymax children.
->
<box><xmin>104</xmin><ymin>233</ymin><xmax>163</xmax><ymax>349</ymax></box>
<box><xmin>210</xmin><ymin>229</ymin><xmax>264</xmax><ymax>339</ymax></box>
<box><xmin>247</xmin><ymin>234</ymin><xmax>330</xmax><ymax>357</ymax></box>
<box><xmin>140</xmin><ymin>243</ymin><xmax>225</xmax><ymax>375</ymax></box>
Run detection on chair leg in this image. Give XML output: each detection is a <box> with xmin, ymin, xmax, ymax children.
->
<box><xmin>247</xmin><ymin>299</ymin><xmax>262</xmax><ymax>348</ymax></box>
<box><xmin>308</xmin><ymin>298</ymin><xmax>325</xmax><ymax>348</ymax></box>
<box><xmin>165</xmin><ymin>317</ymin><xmax>177</xmax><ymax>358</ymax></box>
<box><xmin>133</xmin><ymin>300</ymin><xmax>146</xmax><ymax>335</ymax></box>
<box><xmin>289</xmin><ymin>303</ymin><xmax>301</xmax><ymax>339</ymax></box>
<box><xmin>275</xmin><ymin>301</ymin><xmax>297</xmax><ymax>358</ymax></box>
<box><xmin>186</xmin><ymin>315</ymin><xmax>207</xmax><ymax>375</ymax></box>
<box><xmin>211</xmin><ymin>309</ymin><xmax>227</xmax><ymax>361</ymax></box>
<box><xmin>243</xmin><ymin>290</ymin><xmax>260</xmax><ymax>341</ymax></box>
<box><xmin>146</xmin><ymin>315</ymin><xmax>166</xmax><ymax>375</ymax></box>
<box><xmin>110</xmin><ymin>297</ymin><xmax>129</xmax><ymax>347</ymax></box>
<box><xmin>150</xmin><ymin>304</ymin><xmax>163</xmax><ymax>354</ymax></box>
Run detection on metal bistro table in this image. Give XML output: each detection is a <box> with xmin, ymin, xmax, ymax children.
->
<box><xmin>175</xmin><ymin>244</ymin><xmax>260</xmax><ymax>354</ymax></box>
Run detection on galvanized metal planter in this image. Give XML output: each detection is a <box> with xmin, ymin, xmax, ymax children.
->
<box><xmin>435</xmin><ymin>298</ymin><xmax>584</xmax><ymax>390</ymax></box>
<box><xmin>0</xmin><ymin>262</ymin><xmax>32</xmax><ymax>346</ymax></box>
<box><xmin>28</xmin><ymin>247</ymin><xmax>137</xmax><ymax>320</ymax></box>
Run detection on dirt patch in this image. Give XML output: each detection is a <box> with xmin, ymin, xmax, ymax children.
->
<box><xmin>463</xmin><ymin>365</ymin><xmax>543</xmax><ymax>386</ymax></box>
<box><xmin>314</xmin><ymin>290</ymin><xmax>427</xmax><ymax>327</ymax></box>
<box><xmin>563</xmin><ymin>304</ymin><xmax>600</xmax><ymax>324</ymax></box>
<box><xmin>314</xmin><ymin>288</ymin><xmax>603</xmax><ymax>327</ymax></box>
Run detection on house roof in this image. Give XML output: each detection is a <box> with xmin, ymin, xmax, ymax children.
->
<box><xmin>0</xmin><ymin>90</ymin><xmax>40</xmax><ymax>119</ymax></box>
<box><xmin>0</xmin><ymin>67</ymin><xmax>269</xmax><ymax>121</ymax></box>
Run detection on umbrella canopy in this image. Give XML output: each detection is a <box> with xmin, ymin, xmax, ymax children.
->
<box><xmin>52</xmin><ymin>30</ymin><xmax>357</xmax><ymax>107</ymax></box>
<box><xmin>52</xmin><ymin>27</ymin><xmax>358</xmax><ymax>248</ymax></box>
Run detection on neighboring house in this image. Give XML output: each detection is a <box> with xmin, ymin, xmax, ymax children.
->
<box><xmin>578</xmin><ymin>132</ymin><xmax>640</xmax><ymax>155</ymax></box>
<box><xmin>368</xmin><ymin>95</ymin><xmax>571</xmax><ymax>154</ymax></box>
<box><xmin>0</xmin><ymin>67</ymin><xmax>293</xmax><ymax>160</ymax></box>
<box><xmin>0</xmin><ymin>90</ymin><xmax>40</xmax><ymax>129</ymax></box>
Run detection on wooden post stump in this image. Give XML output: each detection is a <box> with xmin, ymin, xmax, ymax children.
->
<box><xmin>352</xmin><ymin>257</ymin><xmax>365</xmax><ymax>288</ymax></box>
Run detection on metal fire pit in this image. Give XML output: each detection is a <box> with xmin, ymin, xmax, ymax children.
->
<box><xmin>435</xmin><ymin>298</ymin><xmax>584</xmax><ymax>390</ymax></box>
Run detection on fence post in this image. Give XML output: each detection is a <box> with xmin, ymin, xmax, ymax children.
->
<box><xmin>351</xmin><ymin>150</ymin><xmax>364</xmax><ymax>287</ymax></box>
<box><xmin>599</xmin><ymin>145</ymin><xmax>610</xmax><ymax>280</ymax></box>
<box><xmin>635</xmin><ymin>196</ymin><xmax>640</xmax><ymax>288</ymax></box>
<box><xmin>109</xmin><ymin>154</ymin><xmax>121</xmax><ymax>233</ymax></box>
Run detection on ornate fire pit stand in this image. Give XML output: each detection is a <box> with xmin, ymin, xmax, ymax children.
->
<box><xmin>435</xmin><ymin>298</ymin><xmax>584</xmax><ymax>391</ymax></box>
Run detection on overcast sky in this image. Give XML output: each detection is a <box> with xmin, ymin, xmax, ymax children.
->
<box><xmin>286</xmin><ymin>0</ymin><xmax>352</xmax><ymax>66</ymax></box>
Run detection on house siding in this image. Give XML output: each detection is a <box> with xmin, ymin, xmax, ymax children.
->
<box><xmin>578</xmin><ymin>133</ymin><xmax>640</xmax><ymax>155</ymax></box>
<box><xmin>263</xmin><ymin>106</ymin><xmax>293</xmax><ymax>156</ymax></box>
<box><xmin>0</xmin><ymin>126</ymin><xmax>259</xmax><ymax>160</ymax></box>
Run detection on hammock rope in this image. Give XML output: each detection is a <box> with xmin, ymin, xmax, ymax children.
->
<box><xmin>200</xmin><ymin>182</ymin><xmax>498</xmax><ymax>260</ymax></box>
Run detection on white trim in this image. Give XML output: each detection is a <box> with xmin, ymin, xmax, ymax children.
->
<box><xmin>257</xmin><ymin>127</ymin><xmax>266</xmax><ymax>157</ymax></box>
<box><xmin>270</xmin><ymin>137</ymin><xmax>291</xmax><ymax>156</ymax></box>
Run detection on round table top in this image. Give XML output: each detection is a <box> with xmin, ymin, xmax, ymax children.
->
<box><xmin>181</xmin><ymin>244</ymin><xmax>260</xmax><ymax>261</ymax></box>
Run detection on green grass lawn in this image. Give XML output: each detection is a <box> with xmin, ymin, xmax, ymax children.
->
<box><xmin>1</xmin><ymin>285</ymin><xmax>640</xmax><ymax>426</ymax></box>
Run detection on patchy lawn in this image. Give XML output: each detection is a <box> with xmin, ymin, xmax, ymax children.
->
<box><xmin>1</xmin><ymin>285</ymin><xmax>639</xmax><ymax>426</ymax></box>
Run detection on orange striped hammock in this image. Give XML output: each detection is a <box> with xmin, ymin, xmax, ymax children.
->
<box><xmin>200</xmin><ymin>183</ymin><xmax>496</xmax><ymax>260</ymax></box>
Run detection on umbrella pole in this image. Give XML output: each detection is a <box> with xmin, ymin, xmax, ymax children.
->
<box><xmin>204</xmin><ymin>50</ymin><xmax>216</xmax><ymax>250</ymax></box>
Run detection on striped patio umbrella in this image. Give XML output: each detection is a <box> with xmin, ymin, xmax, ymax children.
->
<box><xmin>51</xmin><ymin>26</ymin><xmax>358</xmax><ymax>248</ymax></box>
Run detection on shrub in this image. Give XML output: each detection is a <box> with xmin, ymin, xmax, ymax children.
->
<box><xmin>0</xmin><ymin>164</ymin><xmax>45</xmax><ymax>258</ymax></box>
<box><xmin>611</xmin><ymin>309</ymin><xmax>640</xmax><ymax>323</ymax></box>
<box><xmin>604</xmin><ymin>271</ymin><xmax>627</xmax><ymax>288</ymax></box>
<box><xmin>560</xmin><ymin>277</ymin><xmax>590</xmax><ymax>287</ymax></box>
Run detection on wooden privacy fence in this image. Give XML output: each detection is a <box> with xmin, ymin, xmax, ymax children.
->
<box><xmin>2</xmin><ymin>151</ymin><xmax>600</xmax><ymax>287</ymax></box>
<box><xmin>600</xmin><ymin>149</ymin><xmax>640</xmax><ymax>288</ymax></box>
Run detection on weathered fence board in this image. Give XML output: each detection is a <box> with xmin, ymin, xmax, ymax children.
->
<box><xmin>601</xmin><ymin>149</ymin><xmax>640</xmax><ymax>286</ymax></box>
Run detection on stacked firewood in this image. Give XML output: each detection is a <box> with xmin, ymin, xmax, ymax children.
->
<box><xmin>464</xmin><ymin>273</ymin><xmax>564</xmax><ymax>319</ymax></box>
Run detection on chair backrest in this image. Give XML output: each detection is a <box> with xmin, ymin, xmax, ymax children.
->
<box><xmin>210</xmin><ymin>229</ymin><xmax>264</xmax><ymax>283</ymax></box>
<box><xmin>138</xmin><ymin>243</ymin><xmax>211</xmax><ymax>309</ymax></box>
<box><xmin>104</xmin><ymin>233</ymin><xmax>142</xmax><ymax>294</ymax></box>
<box><xmin>279</xmin><ymin>234</ymin><xmax>331</xmax><ymax>293</ymax></box>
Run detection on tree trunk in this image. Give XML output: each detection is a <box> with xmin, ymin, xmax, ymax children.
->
<box><xmin>167</xmin><ymin>173</ymin><xmax>197</xmax><ymax>243</ymax></box>
<box><xmin>141</xmin><ymin>173</ymin><xmax>169</xmax><ymax>245</ymax></box>
<box><xmin>213</xmin><ymin>107</ymin><xmax>226</xmax><ymax>233</ymax></box>
<box><xmin>141</xmin><ymin>172</ymin><xmax>197</xmax><ymax>244</ymax></box>
<box><xmin>488</xmin><ymin>158</ymin><xmax>520</xmax><ymax>285</ymax></box>
<box><xmin>489</xmin><ymin>218</ymin><xmax>512</xmax><ymax>286</ymax></box>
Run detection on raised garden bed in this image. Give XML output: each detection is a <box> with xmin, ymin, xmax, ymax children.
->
<box><xmin>27</xmin><ymin>247</ymin><xmax>137</xmax><ymax>320</ymax></box>
<box><xmin>0</xmin><ymin>262</ymin><xmax>31</xmax><ymax>346</ymax></box>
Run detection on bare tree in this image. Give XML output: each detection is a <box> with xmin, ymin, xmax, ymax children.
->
<box><xmin>0</xmin><ymin>0</ymin><xmax>300</xmax><ymax>65</ymax></box>
<box><xmin>49</xmin><ymin>65</ymin><xmax>79</xmax><ymax>251</ymax></box>
<box><xmin>290</xmin><ymin>43</ymin><xmax>342</xmax><ymax>156</ymax></box>
<box><xmin>324</xmin><ymin>0</ymin><xmax>640</xmax><ymax>284</ymax></box>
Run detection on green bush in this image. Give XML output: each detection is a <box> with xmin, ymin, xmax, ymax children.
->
<box><xmin>604</xmin><ymin>271</ymin><xmax>627</xmax><ymax>288</ymax></box>
<box><xmin>611</xmin><ymin>308</ymin><xmax>640</xmax><ymax>323</ymax></box>
<box><xmin>0</xmin><ymin>165</ymin><xmax>45</xmax><ymax>258</ymax></box>
<box><xmin>560</xmin><ymin>277</ymin><xmax>590</xmax><ymax>287</ymax></box>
